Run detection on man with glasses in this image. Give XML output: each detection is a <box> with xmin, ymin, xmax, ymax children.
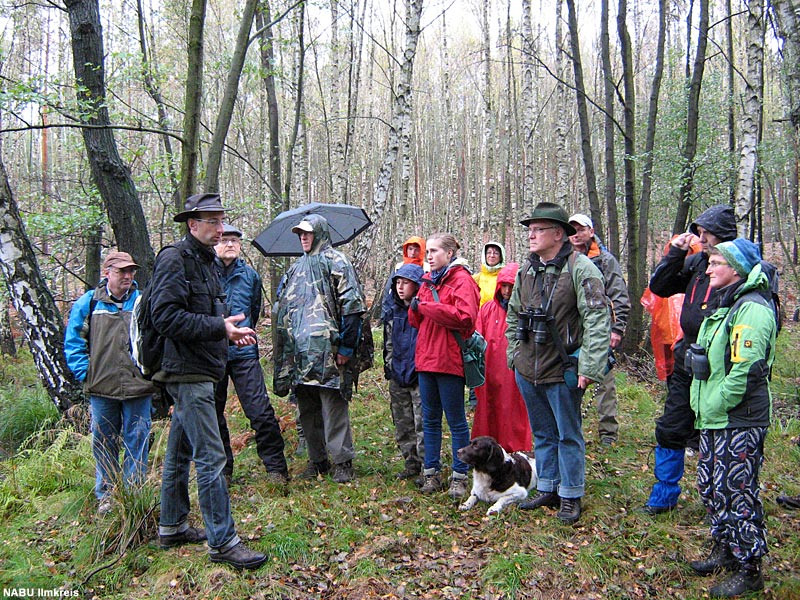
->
<box><xmin>150</xmin><ymin>192</ymin><xmax>267</xmax><ymax>570</ymax></box>
<box><xmin>506</xmin><ymin>202</ymin><xmax>610</xmax><ymax>524</ymax></box>
<box><xmin>213</xmin><ymin>224</ymin><xmax>288</xmax><ymax>485</ymax></box>
<box><xmin>65</xmin><ymin>251</ymin><xmax>156</xmax><ymax>515</ymax></box>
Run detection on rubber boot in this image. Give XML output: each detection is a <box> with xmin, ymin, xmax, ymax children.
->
<box><xmin>690</xmin><ymin>540</ymin><xmax>738</xmax><ymax>575</ymax></box>
<box><xmin>645</xmin><ymin>445</ymin><xmax>684</xmax><ymax>512</ymax></box>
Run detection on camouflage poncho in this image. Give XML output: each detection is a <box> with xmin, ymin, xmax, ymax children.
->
<box><xmin>273</xmin><ymin>214</ymin><xmax>367</xmax><ymax>396</ymax></box>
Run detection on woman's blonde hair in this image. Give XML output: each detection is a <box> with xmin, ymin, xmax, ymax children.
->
<box><xmin>427</xmin><ymin>233</ymin><xmax>461</xmax><ymax>256</ymax></box>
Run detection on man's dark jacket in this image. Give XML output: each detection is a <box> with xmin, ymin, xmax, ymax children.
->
<box><xmin>150</xmin><ymin>234</ymin><xmax>229</xmax><ymax>381</ymax></box>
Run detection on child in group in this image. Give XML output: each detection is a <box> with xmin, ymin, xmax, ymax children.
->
<box><xmin>472</xmin><ymin>262</ymin><xmax>532</xmax><ymax>452</ymax></box>
<box><xmin>383</xmin><ymin>263</ymin><xmax>426</xmax><ymax>481</ymax></box>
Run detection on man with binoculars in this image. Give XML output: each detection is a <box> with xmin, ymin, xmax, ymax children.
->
<box><xmin>506</xmin><ymin>202</ymin><xmax>610</xmax><ymax>525</ymax></box>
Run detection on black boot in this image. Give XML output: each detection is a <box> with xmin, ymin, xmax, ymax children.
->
<box><xmin>690</xmin><ymin>540</ymin><xmax>738</xmax><ymax>575</ymax></box>
<box><xmin>709</xmin><ymin>560</ymin><xmax>764</xmax><ymax>598</ymax></box>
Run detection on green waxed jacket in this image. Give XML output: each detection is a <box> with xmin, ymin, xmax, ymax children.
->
<box><xmin>273</xmin><ymin>214</ymin><xmax>367</xmax><ymax>397</ymax></box>
<box><xmin>690</xmin><ymin>265</ymin><xmax>775</xmax><ymax>430</ymax></box>
<box><xmin>506</xmin><ymin>243</ymin><xmax>611</xmax><ymax>385</ymax></box>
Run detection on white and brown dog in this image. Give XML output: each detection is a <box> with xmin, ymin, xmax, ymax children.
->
<box><xmin>456</xmin><ymin>436</ymin><xmax>538</xmax><ymax>516</ymax></box>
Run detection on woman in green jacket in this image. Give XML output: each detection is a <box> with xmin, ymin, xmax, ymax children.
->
<box><xmin>688</xmin><ymin>239</ymin><xmax>775</xmax><ymax>598</ymax></box>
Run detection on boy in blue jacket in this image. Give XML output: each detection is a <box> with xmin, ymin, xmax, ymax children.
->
<box><xmin>383</xmin><ymin>263</ymin><xmax>425</xmax><ymax>481</ymax></box>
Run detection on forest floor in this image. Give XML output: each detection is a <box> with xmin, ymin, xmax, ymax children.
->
<box><xmin>0</xmin><ymin>325</ymin><xmax>799</xmax><ymax>599</ymax></box>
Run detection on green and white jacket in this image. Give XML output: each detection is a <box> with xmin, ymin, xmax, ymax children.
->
<box><xmin>690</xmin><ymin>264</ymin><xmax>775</xmax><ymax>430</ymax></box>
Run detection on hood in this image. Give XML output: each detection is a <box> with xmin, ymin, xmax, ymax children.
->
<box><xmin>690</xmin><ymin>205</ymin><xmax>737</xmax><ymax>242</ymax></box>
<box><xmin>303</xmin><ymin>214</ymin><xmax>332</xmax><ymax>255</ymax></box>
<box><xmin>402</xmin><ymin>236</ymin><xmax>426</xmax><ymax>267</ymax></box>
<box><xmin>493</xmin><ymin>262</ymin><xmax>519</xmax><ymax>301</ymax></box>
<box><xmin>393</xmin><ymin>263</ymin><xmax>425</xmax><ymax>286</ymax></box>
<box><xmin>480</xmin><ymin>240</ymin><xmax>507</xmax><ymax>274</ymax></box>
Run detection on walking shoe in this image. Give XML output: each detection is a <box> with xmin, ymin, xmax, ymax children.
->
<box><xmin>448</xmin><ymin>473</ymin><xmax>469</xmax><ymax>499</ymax></box>
<box><xmin>420</xmin><ymin>469</ymin><xmax>444</xmax><ymax>494</ymax></box>
<box><xmin>690</xmin><ymin>540</ymin><xmax>738</xmax><ymax>575</ymax></box>
<box><xmin>159</xmin><ymin>526</ymin><xmax>207</xmax><ymax>549</ymax></box>
<box><xmin>639</xmin><ymin>503</ymin><xmax>676</xmax><ymax>516</ymax></box>
<box><xmin>557</xmin><ymin>497</ymin><xmax>582</xmax><ymax>524</ymax></box>
<box><xmin>776</xmin><ymin>492</ymin><xmax>800</xmax><ymax>510</ymax></box>
<box><xmin>297</xmin><ymin>460</ymin><xmax>330</xmax><ymax>480</ymax></box>
<box><xmin>265</xmin><ymin>471</ymin><xmax>290</xmax><ymax>484</ymax></box>
<box><xmin>708</xmin><ymin>563</ymin><xmax>764</xmax><ymax>598</ymax></box>
<box><xmin>600</xmin><ymin>436</ymin><xmax>616</xmax><ymax>446</ymax></box>
<box><xmin>209</xmin><ymin>541</ymin><xmax>267</xmax><ymax>570</ymax></box>
<box><xmin>332</xmin><ymin>461</ymin><xmax>354</xmax><ymax>483</ymax></box>
<box><xmin>519</xmin><ymin>491</ymin><xmax>559</xmax><ymax>511</ymax></box>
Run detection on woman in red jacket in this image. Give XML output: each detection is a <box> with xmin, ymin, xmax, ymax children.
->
<box><xmin>408</xmin><ymin>233</ymin><xmax>479</xmax><ymax>499</ymax></box>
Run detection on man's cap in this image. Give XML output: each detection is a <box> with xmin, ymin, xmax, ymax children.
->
<box><xmin>291</xmin><ymin>220</ymin><xmax>315</xmax><ymax>234</ymax></box>
<box><xmin>103</xmin><ymin>251</ymin><xmax>139</xmax><ymax>270</ymax></box>
<box><xmin>520</xmin><ymin>202</ymin><xmax>576</xmax><ymax>236</ymax></box>
<box><xmin>173</xmin><ymin>192</ymin><xmax>230</xmax><ymax>223</ymax></box>
<box><xmin>714</xmin><ymin>239</ymin><xmax>762</xmax><ymax>278</ymax></box>
<box><xmin>222</xmin><ymin>223</ymin><xmax>243</xmax><ymax>237</ymax></box>
<box><xmin>568</xmin><ymin>213</ymin><xmax>593</xmax><ymax>229</ymax></box>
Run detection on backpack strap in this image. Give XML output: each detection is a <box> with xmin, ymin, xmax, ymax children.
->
<box><xmin>85</xmin><ymin>294</ymin><xmax>99</xmax><ymax>352</ymax></box>
<box><xmin>427</xmin><ymin>284</ymin><xmax>469</xmax><ymax>351</ymax></box>
<box><xmin>722</xmin><ymin>290</ymin><xmax>772</xmax><ymax>375</ymax></box>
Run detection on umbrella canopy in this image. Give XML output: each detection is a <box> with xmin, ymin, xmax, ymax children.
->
<box><xmin>252</xmin><ymin>202</ymin><xmax>372</xmax><ymax>257</ymax></box>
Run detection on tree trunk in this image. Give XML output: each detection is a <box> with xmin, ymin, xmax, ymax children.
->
<box><xmin>64</xmin><ymin>0</ymin><xmax>155</xmax><ymax>284</ymax></box>
<box><xmin>136</xmin><ymin>0</ymin><xmax>180</xmax><ymax>206</ymax></box>
<box><xmin>735</xmin><ymin>0</ymin><xmax>765</xmax><ymax>237</ymax></box>
<box><xmin>352</xmin><ymin>0</ymin><xmax>423</xmax><ymax>271</ymax></box>
<box><xmin>600</xmin><ymin>0</ymin><xmax>616</xmax><ymax>253</ymax></box>
<box><xmin>673</xmin><ymin>0</ymin><xmax>710</xmax><ymax>233</ymax></box>
<box><xmin>0</xmin><ymin>158</ymin><xmax>82</xmax><ymax>411</ymax></box>
<box><xmin>521</xmin><ymin>0</ymin><xmax>535</xmax><ymax>216</ymax></box>
<box><xmin>179</xmin><ymin>0</ymin><xmax>207</xmax><ymax>205</ymax></box>
<box><xmin>565</xmin><ymin>0</ymin><xmax>600</xmax><ymax>221</ymax></box>
<box><xmin>726</xmin><ymin>0</ymin><xmax>736</xmax><ymax>204</ymax></box>
<box><xmin>555</xmin><ymin>0</ymin><xmax>569</xmax><ymax>207</ymax></box>
<box><xmin>284</xmin><ymin>2</ymin><xmax>306</xmax><ymax>203</ymax></box>
<box><xmin>481</xmin><ymin>0</ymin><xmax>494</xmax><ymax>232</ymax></box>
<box><xmin>617</xmin><ymin>0</ymin><xmax>639</xmax><ymax>353</ymax></box>
<box><xmin>205</xmin><ymin>0</ymin><xmax>259</xmax><ymax>192</ymax></box>
<box><xmin>629</xmin><ymin>0</ymin><xmax>667</xmax><ymax>353</ymax></box>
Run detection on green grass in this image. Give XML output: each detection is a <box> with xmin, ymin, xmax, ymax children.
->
<box><xmin>0</xmin><ymin>326</ymin><xmax>799</xmax><ymax>598</ymax></box>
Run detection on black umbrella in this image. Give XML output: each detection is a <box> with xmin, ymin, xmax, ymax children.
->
<box><xmin>252</xmin><ymin>202</ymin><xmax>372</xmax><ymax>257</ymax></box>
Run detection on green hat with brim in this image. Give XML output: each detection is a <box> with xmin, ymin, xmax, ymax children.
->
<box><xmin>520</xmin><ymin>202</ymin><xmax>576</xmax><ymax>236</ymax></box>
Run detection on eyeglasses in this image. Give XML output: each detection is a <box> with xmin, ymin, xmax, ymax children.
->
<box><xmin>528</xmin><ymin>226</ymin><xmax>557</xmax><ymax>236</ymax></box>
<box><xmin>193</xmin><ymin>218</ymin><xmax>225</xmax><ymax>227</ymax></box>
<box><xmin>707</xmin><ymin>260</ymin><xmax>730</xmax><ymax>269</ymax></box>
<box><xmin>219</xmin><ymin>238</ymin><xmax>240</xmax><ymax>246</ymax></box>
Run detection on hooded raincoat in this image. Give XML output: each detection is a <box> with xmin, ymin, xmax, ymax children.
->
<box><xmin>472</xmin><ymin>263</ymin><xmax>532</xmax><ymax>452</ymax></box>
<box><xmin>473</xmin><ymin>241</ymin><xmax>507</xmax><ymax>306</ymax></box>
<box><xmin>273</xmin><ymin>214</ymin><xmax>367</xmax><ymax>397</ymax></box>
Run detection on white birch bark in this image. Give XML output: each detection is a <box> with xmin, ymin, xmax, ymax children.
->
<box><xmin>555</xmin><ymin>0</ymin><xmax>569</xmax><ymax>206</ymax></box>
<box><xmin>521</xmin><ymin>0</ymin><xmax>535</xmax><ymax>215</ymax></box>
<box><xmin>735</xmin><ymin>0</ymin><xmax>765</xmax><ymax>237</ymax></box>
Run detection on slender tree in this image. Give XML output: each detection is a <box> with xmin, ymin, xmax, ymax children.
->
<box><xmin>64</xmin><ymin>0</ymin><xmax>155</xmax><ymax>282</ymax></box>
<box><xmin>600</xmin><ymin>0</ymin><xmax>617</xmax><ymax>253</ymax></box>
<box><xmin>673</xmin><ymin>0</ymin><xmax>710</xmax><ymax>233</ymax></box>
<box><xmin>179</xmin><ymin>0</ymin><xmax>207</xmax><ymax>204</ymax></box>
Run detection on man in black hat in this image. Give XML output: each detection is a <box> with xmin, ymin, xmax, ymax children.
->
<box><xmin>213</xmin><ymin>223</ymin><xmax>289</xmax><ymax>485</ymax></box>
<box><xmin>642</xmin><ymin>204</ymin><xmax>737</xmax><ymax>516</ymax></box>
<box><xmin>150</xmin><ymin>192</ymin><xmax>267</xmax><ymax>570</ymax></box>
<box><xmin>506</xmin><ymin>202</ymin><xmax>611</xmax><ymax>524</ymax></box>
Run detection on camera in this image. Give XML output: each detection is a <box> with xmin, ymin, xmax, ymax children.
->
<box><xmin>515</xmin><ymin>307</ymin><xmax>552</xmax><ymax>344</ymax></box>
<box><xmin>684</xmin><ymin>343</ymin><xmax>710</xmax><ymax>380</ymax></box>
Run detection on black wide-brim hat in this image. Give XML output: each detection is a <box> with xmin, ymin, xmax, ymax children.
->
<box><xmin>520</xmin><ymin>202</ymin><xmax>577</xmax><ymax>236</ymax></box>
<box><xmin>174</xmin><ymin>192</ymin><xmax>230</xmax><ymax>223</ymax></box>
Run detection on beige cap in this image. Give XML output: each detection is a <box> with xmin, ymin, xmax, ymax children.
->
<box><xmin>568</xmin><ymin>213</ymin><xmax>594</xmax><ymax>229</ymax></box>
<box><xmin>291</xmin><ymin>220</ymin><xmax>314</xmax><ymax>234</ymax></box>
<box><xmin>103</xmin><ymin>251</ymin><xmax>139</xmax><ymax>270</ymax></box>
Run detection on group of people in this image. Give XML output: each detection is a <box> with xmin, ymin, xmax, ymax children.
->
<box><xmin>63</xmin><ymin>194</ymin><xmax>790</xmax><ymax>595</ymax></box>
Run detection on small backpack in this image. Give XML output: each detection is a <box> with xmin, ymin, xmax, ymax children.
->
<box><xmin>758</xmin><ymin>260</ymin><xmax>783</xmax><ymax>335</ymax></box>
<box><xmin>130</xmin><ymin>245</ymin><xmax>179</xmax><ymax>380</ymax></box>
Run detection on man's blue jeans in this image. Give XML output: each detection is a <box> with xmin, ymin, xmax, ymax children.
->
<box><xmin>159</xmin><ymin>382</ymin><xmax>239</xmax><ymax>553</ymax></box>
<box><xmin>515</xmin><ymin>372</ymin><xmax>585</xmax><ymax>498</ymax></box>
<box><xmin>419</xmin><ymin>372</ymin><xmax>470</xmax><ymax>475</ymax></box>
<box><xmin>90</xmin><ymin>394</ymin><xmax>152</xmax><ymax>500</ymax></box>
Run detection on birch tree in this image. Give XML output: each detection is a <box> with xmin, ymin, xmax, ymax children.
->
<box><xmin>352</xmin><ymin>0</ymin><xmax>423</xmax><ymax>271</ymax></box>
<box><xmin>520</xmin><ymin>0</ymin><xmax>535</xmax><ymax>215</ymax></box>
<box><xmin>734</xmin><ymin>0</ymin><xmax>765</xmax><ymax>237</ymax></box>
<box><xmin>0</xmin><ymin>157</ymin><xmax>82</xmax><ymax>411</ymax></box>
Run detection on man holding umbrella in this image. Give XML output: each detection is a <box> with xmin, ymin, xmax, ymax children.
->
<box><xmin>273</xmin><ymin>213</ymin><xmax>368</xmax><ymax>483</ymax></box>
